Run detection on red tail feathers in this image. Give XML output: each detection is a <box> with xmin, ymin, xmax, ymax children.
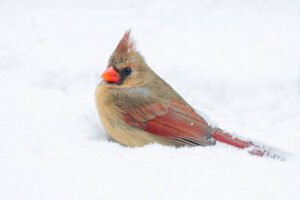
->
<box><xmin>211</xmin><ymin>129</ymin><xmax>283</xmax><ymax>160</ymax></box>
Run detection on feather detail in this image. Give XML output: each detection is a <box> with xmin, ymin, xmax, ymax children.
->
<box><xmin>115</xmin><ymin>30</ymin><xmax>135</xmax><ymax>53</ymax></box>
<box><xmin>122</xmin><ymin>100</ymin><xmax>215</xmax><ymax>146</ymax></box>
<box><xmin>212</xmin><ymin>129</ymin><xmax>284</xmax><ymax>159</ymax></box>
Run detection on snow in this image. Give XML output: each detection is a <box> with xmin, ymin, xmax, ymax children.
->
<box><xmin>1</xmin><ymin>0</ymin><xmax>300</xmax><ymax>199</ymax></box>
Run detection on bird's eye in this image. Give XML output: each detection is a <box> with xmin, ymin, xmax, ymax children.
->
<box><xmin>123</xmin><ymin>67</ymin><xmax>132</xmax><ymax>75</ymax></box>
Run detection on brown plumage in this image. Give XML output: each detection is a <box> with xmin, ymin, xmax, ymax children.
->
<box><xmin>95</xmin><ymin>30</ymin><xmax>282</xmax><ymax>159</ymax></box>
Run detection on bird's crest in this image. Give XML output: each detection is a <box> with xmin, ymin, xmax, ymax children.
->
<box><xmin>115</xmin><ymin>30</ymin><xmax>136</xmax><ymax>53</ymax></box>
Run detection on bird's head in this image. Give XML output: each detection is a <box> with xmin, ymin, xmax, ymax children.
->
<box><xmin>101</xmin><ymin>30</ymin><xmax>151</xmax><ymax>88</ymax></box>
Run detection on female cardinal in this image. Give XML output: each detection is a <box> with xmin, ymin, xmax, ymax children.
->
<box><xmin>95</xmin><ymin>31</ymin><xmax>282</xmax><ymax>159</ymax></box>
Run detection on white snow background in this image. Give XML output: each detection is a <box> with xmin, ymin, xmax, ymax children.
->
<box><xmin>1</xmin><ymin>0</ymin><xmax>300</xmax><ymax>199</ymax></box>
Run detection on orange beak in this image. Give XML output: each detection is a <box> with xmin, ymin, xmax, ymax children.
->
<box><xmin>101</xmin><ymin>66</ymin><xmax>120</xmax><ymax>83</ymax></box>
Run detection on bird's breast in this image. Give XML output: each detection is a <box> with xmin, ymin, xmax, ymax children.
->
<box><xmin>95</xmin><ymin>84</ymin><xmax>181</xmax><ymax>147</ymax></box>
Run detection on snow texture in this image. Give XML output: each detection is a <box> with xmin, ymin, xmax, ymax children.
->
<box><xmin>1</xmin><ymin>0</ymin><xmax>300</xmax><ymax>199</ymax></box>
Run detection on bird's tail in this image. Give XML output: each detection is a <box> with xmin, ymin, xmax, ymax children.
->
<box><xmin>211</xmin><ymin>129</ymin><xmax>285</xmax><ymax>160</ymax></box>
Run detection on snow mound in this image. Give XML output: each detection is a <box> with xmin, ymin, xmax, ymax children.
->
<box><xmin>1</xmin><ymin>0</ymin><xmax>300</xmax><ymax>199</ymax></box>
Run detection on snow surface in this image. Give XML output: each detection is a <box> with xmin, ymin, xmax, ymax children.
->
<box><xmin>1</xmin><ymin>0</ymin><xmax>300</xmax><ymax>199</ymax></box>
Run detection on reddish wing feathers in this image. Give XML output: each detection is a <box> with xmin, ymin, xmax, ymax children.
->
<box><xmin>123</xmin><ymin>100</ymin><xmax>215</xmax><ymax>146</ymax></box>
<box><xmin>123</xmin><ymin>102</ymin><xmax>167</xmax><ymax>127</ymax></box>
<box><xmin>120</xmin><ymin>99</ymin><xmax>282</xmax><ymax>157</ymax></box>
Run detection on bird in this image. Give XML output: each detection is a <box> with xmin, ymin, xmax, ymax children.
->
<box><xmin>95</xmin><ymin>30</ymin><xmax>282</xmax><ymax>159</ymax></box>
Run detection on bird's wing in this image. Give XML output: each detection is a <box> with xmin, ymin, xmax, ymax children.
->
<box><xmin>116</xmin><ymin>95</ymin><xmax>214</xmax><ymax>146</ymax></box>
